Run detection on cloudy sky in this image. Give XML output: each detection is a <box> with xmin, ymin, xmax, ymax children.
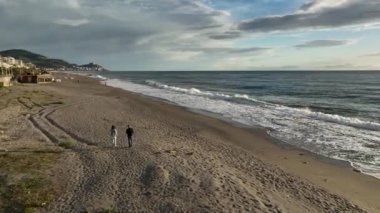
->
<box><xmin>0</xmin><ymin>0</ymin><xmax>380</xmax><ymax>71</ymax></box>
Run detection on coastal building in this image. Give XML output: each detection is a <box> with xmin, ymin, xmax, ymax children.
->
<box><xmin>16</xmin><ymin>60</ymin><xmax>24</xmax><ymax>67</ymax></box>
<box><xmin>0</xmin><ymin>55</ymin><xmax>50</xmax><ymax>84</ymax></box>
<box><xmin>0</xmin><ymin>69</ymin><xmax>12</xmax><ymax>87</ymax></box>
<box><xmin>18</xmin><ymin>73</ymin><xmax>38</xmax><ymax>83</ymax></box>
<box><xmin>0</xmin><ymin>55</ymin><xmax>33</xmax><ymax>69</ymax></box>
<box><xmin>0</xmin><ymin>56</ymin><xmax>12</xmax><ymax>69</ymax></box>
<box><xmin>37</xmin><ymin>73</ymin><xmax>54</xmax><ymax>83</ymax></box>
<box><xmin>18</xmin><ymin>70</ymin><xmax>54</xmax><ymax>84</ymax></box>
<box><xmin>2</xmin><ymin>56</ymin><xmax>16</xmax><ymax>65</ymax></box>
<box><xmin>0</xmin><ymin>76</ymin><xmax>12</xmax><ymax>87</ymax></box>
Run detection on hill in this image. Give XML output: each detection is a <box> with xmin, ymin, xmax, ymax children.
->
<box><xmin>0</xmin><ymin>49</ymin><xmax>73</xmax><ymax>69</ymax></box>
<box><xmin>0</xmin><ymin>49</ymin><xmax>106</xmax><ymax>71</ymax></box>
<box><xmin>77</xmin><ymin>63</ymin><xmax>105</xmax><ymax>71</ymax></box>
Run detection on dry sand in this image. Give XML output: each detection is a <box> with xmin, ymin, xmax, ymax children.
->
<box><xmin>1</xmin><ymin>73</ymin><xmax>379</xmax><ymax>212</ymax></box>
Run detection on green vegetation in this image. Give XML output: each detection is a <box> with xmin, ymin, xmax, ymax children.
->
<box><xmin>100</xmin><ymin>208</ymin><xmax>117</xmax><ymax>213</ymax></box>
<box><xmin>20</xmin><ymin>90</ymin><xmax>64</xmax><ymax>106</ymax></box>
<box><xmin>0</xmin><ymin>152</ymin><xmax>57</xmax><ymax>172</ymax></box>
<box><xmin>0</xmin><ymin>87</ymin><xmax>65</xmax><ymax>211</ymax></box>
<box><xmin>4</xmin><ymin>177</ymin><xmax>55</xmax><ymax>212</ymax></box>
<box><xmin>59</xmin><ymin>138</ymin><xmax>77</xmax><ymax>149</ymax></box>
<box><xmin>0</xmin><ymin>152</ymin><xmax>61</xmax><ymax>212</ymax></box>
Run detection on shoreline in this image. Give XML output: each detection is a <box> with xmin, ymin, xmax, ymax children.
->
<box><xmin>190</xmin><ymin>107</ymin><xmax>357</xmax><ymax>166</ymax></box>
<box><xmin>12</xmin><ymin>72</ymin><xmax>379</xmax><ymax>212</ymax></box>
<box><xmin>83</xmin><ymin>72</ymin><xmax>380</xmax><ymax>210</ymax></box>
<box><xmin>100</xmin><ymin>74</ymin><xmax>377</xmax><ymax>179</ymax></box>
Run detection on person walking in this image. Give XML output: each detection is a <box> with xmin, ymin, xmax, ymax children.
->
<box><xmin>111</xmin><ymin>125</ymin><xmax>117</xmax><ymax>147</ymax></box>
<box><xmin>126</xmin><ymin>125</ymin><xmax>134</xmax><ymax>147</ymax></box>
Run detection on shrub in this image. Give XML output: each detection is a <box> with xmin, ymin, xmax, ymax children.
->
<box><xmin>58</xmin><ymin>138</ymin><xmax>76</xmax><ymax>149</ymax></box>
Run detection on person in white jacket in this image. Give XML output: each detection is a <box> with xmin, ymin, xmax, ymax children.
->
<box><xmin>111</xmin><ymin>125</ymin><xmax>117</xmax><ymax>147</ymax></box>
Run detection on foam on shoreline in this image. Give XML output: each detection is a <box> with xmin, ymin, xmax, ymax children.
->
<box><xmin>105</xmin><ymin>77</ymin><xmax>380</xmax><ymax>179</ymax></box>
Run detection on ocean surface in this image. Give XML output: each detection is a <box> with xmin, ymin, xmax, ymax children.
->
<box><xmin>96</xmin><ymin>71</ymin><xmax>380</xmax><ymax>179</ymax></box>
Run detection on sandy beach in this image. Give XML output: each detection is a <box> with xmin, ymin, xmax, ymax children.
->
<box><xmin>0</xmin><ymin>73</ymin><xmax>379</xmax><ymax>212</ymax></box>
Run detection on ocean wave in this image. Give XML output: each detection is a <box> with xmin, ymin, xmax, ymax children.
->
<box><xmin>146</xmin><ymin>80</ymin><xmax>223</xmax><ymax>97</ymax></box>
<box><xmin>145</xmin><ymin>80</ymin><xmax>267</xmax><ymax>104</ymax></box>
<box><xmin>146</xmin><ymin>80</ymin><xmax>380</xmax><ymax>131</ymax></box>
<box><xmin>96</xmin><ymin>74</ymin><xmax>108</xmax><ymax>80</ymax></box>
<box><xmin>313</xmin><ymin>112</ymin><xmax>380</xmax><ymax>131</ymax></box>
<box><xmin>232</xmin><ymin>94</ymin><xmax>266</xmax><ymax>103</ymax></box>
<box><xmin>238</xmin><ymin>85</ymin><xmax>267</xmax><ymax>90</ymax></box>
<box><xmin>107</xmin><ymin>78</ymin><xmax>380</xmax><ymax>179</ymax></box>
<box><xmin>276</xmin><ymin>106</ymin><xmax>380</xmax><ymax>131</ymax></box>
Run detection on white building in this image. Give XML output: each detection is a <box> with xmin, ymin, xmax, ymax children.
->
<box><xmin>2</xmin><ymin>56</ymin><xmax>16</xmax><ymax>65</ymax></box>
<box><xmin>0</xmin><ymin>55</ymin><xmax>32</xmax><ymax>69</ymax></box>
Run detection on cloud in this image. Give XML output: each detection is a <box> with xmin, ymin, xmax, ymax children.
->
<box><xmin>154</xmin><ymin>46</ymin><xmax>271</xmax><ymax>64</ymax></box>
<box><xmin>176</xmin><ymin>46</ymin><xmax>271</xmax><ymax>55</ymax></box>
<box><xmin>208</xmin><ymin>31</ymin><xmax>242</xmax><ymax>40</ymax></box>
<box><xmin>294</xmin><ymin>39</ymin><xmax>353</xmax><ymax>48</ymax></box>
<box><xmin>54</xmin><ymin>18</ymin><xmax>89</xmax><ymax>27</ymax></box>
<box><xmin>229</xmin><ymin>47</ymin><xmax>270</xmax><ymax>54</ymax></box>
<box><xmin>299</xmin><ymin>0</ymin><xmax>349</xmax><ymax>12</ymax></box>
<box><xmin>321</xmin><ymin>63</ymin><xmax>373</xmax><ymax>70</ymax></box>
<box><xmin>0</xmin><ymin>0</ymin><xmax>233</xmax><ymax>69</ymax></box>
<box><xmin>360</xmin><ymin>52</ymin><xmax>380</xmax><ymax>57</ymax></box>
<box><xmin>238</xmin><ymin>0</ymin><xmax>380</xmax><ymax>33</ymax></box>
<box><xmin>0</xmin><ymin>0</ymin><xmax>376</xmax><ymax>70</ymax></box>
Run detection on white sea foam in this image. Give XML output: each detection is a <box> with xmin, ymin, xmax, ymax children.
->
<box><xmin>96</xmin><ymin>74</ymin><xmax>108</xmax><ymax>80</ymax></box>
<box><xmin>108</xmin><ymin>78</ymin><xmax>380</xmax><ymax>179</ymax></box>
<box><xmin>146</xmin><ymin>80</ymin><xmax>268</xmax><ymax>104</ymax></box>
<box><xmin>65</xmin><ymin>71</ymin><xmax>108</xmax><ymax>80</ymax></box>
<box><xmin>146</xmin><ymin>80</ymin><xmax>225</xmax><ymax>97</ymax></box>
<box><xmin>146</xmin><ymin>80</ymin><xmax>380</xmax><ymax>131</ymax></box>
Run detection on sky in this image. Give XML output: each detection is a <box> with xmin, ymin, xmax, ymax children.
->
<box><xmin>0</xmin><ymin>0</ymin><xmax>380</xmax><ymax>71</ymax></box>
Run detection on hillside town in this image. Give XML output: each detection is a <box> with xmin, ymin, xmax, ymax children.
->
<box><xmin>0</xmin><ymin>55</ymin><xmax>35</xmax><ymax>69</ymax></box>
<box><xmin>0</xmin><ymin>49</ymin><xmax>107</xmax><ymax>72</ymax></box>
<box><xmin>0</xmin><ymin>51</ymin><xmax>106</xmax><ymax>87</ymax></box>
<box><xmin>0</xmin><ymin>56</ymin><xmax>54</xmax><ymax>87</ymax></box>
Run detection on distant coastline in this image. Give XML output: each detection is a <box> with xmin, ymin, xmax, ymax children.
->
<box><xmin>0</xmin><ymin>49</ymin><xmax>107</xmax><ymax>71</ymax></box>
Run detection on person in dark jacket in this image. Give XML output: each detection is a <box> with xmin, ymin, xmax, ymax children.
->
<box><xmin>111</xmin><ymin>125</ymin><xmax>117</xmax><ymax>147</ymax></box>
<box><xmin>126</xmin><ymin>125</ymin><xmax>134</xmax><ymax>147</ymax></box>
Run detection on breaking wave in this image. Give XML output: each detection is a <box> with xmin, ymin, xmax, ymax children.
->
<box><xmin>107</xmin><ymin>78</ymin><xmax>380</xmax><ymax>179</ymax></box>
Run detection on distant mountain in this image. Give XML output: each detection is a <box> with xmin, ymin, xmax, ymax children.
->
<box><xmin>0</xmin><ymin>49</ymin><xmax>107</xmax><ymax>71</ymax></box>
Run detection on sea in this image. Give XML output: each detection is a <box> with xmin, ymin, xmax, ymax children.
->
<box><xmin>94</xmin><ymin>71</ymin><xmax>380</xmax><ymax>179</ymax></box>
